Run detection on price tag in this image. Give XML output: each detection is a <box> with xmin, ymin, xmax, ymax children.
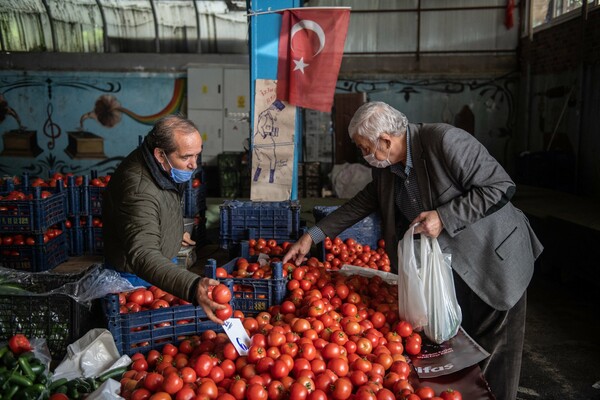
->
<box><xmin>222</xmin><ymin>318</ymin><xmax>251</xmax><ymax>356</ymax></box>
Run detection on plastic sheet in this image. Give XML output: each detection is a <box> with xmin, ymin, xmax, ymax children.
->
<box><xmin>0</xmin><ymin>264</ymin><xmax>136</xmax><ymax>308</ymax></box>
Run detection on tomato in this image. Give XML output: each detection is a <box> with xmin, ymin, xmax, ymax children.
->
<box><xmin>212</xmin><ymin>284</ymin><xmax>232</xmax><ymax>304</ymax></box>
<box><xmin>216</xmin><ymin>303</ymin><xmax>233</xmax><ymax>321</ymax></box>
<box><xmin>415</xmin><ymin>386</ymin><xmax>436</xmax><ymax>399</ymax></box>
<box><xmin>8</xmin><ymin>334</ymin><xmax>31</xmax><ymax>355</ymax></box>
<box><xmin>142</xmin><ymin>372</ymin><xmax>164</xmax><ymax>392</ymax></box>
<box><xmin>49</xmin><ymin>394</ymin><xmax>70</xmax><ymax>400</ymax></box>
<box><xmin>404</xmin><ymin>337</ymin><xmax>421</xmax><ymax>356</ymax></box>
<box><xmin>395</xmin><ymin>321</ymin><xmax>413</xmax><ymax>338</ymax></box>
<box><xmin>194</xmin><ymin>354</ymin><xmax>214</xmax><ymax>377</ymax></box>
<box><xmin>328</xmin><ymin>358</ymin><xmax>349</xmax><ymax>377</ymax></box>
<box><xmin>246</xmin><ymin>382</ymin><xmax>268</xmax><ymax>400</ymax></box>
<box><xmin>196</xmin><ymin>378</ymin><xmax>219</xmax><ymax>399</ymax></box>
<box><xmin>161</xmin><ymin>371</ymin><xmax>183</xmax><ymax>395</ymax></box>
<box><xmin>131</xmin><ymin>357</ymin><xmax>149</xmax><ymax>372</ymax></box>
<box><xmin>331</xmin><ymin>377</ymin><xmax>352</xmax><ymax>400</ymax></box>
<box><xmin>192</xmin><ymin>178</ymin><xmax>201</xmax><ymax>188</ymax></box>
<box><xmin>439</xmin><ymin>389</ymin><xmax>462</xmax><ymax>400</ymax></box>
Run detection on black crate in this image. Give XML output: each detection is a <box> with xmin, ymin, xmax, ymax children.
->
<box><xmin>0</xmin><ymin>265</ymin><xmax>102</xmax><ymax>361</ymax></box>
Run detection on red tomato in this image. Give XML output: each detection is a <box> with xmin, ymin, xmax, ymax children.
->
<box><xmin>212</xmin><ymin>284</ymin><xmax>232</xmax><ymax>304</ymax></box>
<box><xmin>49</xmin><ymin>395</ymin><xmax>70</xmax><ymax>400</ymax></box>
<box><xmin>8</xmin><ymin>334</ymin><xmax>31</xmax><ymax>355</ymax></box>
<box><xmin>143</xmin><ymin>372</ymin><xmax>164</xmax><ymax>391</ymax></box>
<box><xmin>415</xmin><ymin>386</ymin><xmax>436</xmax><ymax>399</ymax></box>
<box><xmin>131</xmin><ymin>358</ymin><xmax>148</xmax><ymax>372</ymax></box>
<box><xmin>440</xmin><ymin>389</ymin><xmax>463</xmax><ymax>400</ymax></box>
<box><xmin>395</xmin><ymin>321</ymin><xmax>413</xmax><ymax>338</ymax></box>
<box><xmin>127</xmin><ymin>289</ymin><xmax>147</xmax><ymax>306</ymax></box>
<box><xmin>161</xmin><ymin>371</ymin><xmax>183</xmax><ymax>395</ymax></box>
<box><xmin>331</xmin><ymin>377</ymin><xmax>353</xmax><ymax>400</ymax></box>
<box><xmin>216</xmin><ymin>303</ymin><xmax>233</xmax><ymax>321</ymax></box>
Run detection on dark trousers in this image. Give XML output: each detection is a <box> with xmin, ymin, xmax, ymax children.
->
<box><xmin>453</xmin><ymin>271</ymin><xmax>527</xmax><ymax>400</ymax></box>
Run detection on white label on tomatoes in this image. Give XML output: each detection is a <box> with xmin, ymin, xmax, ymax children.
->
<box><xmin>222</xmin><ymin>318</ymin><xmax>251</xmax><ymax>356</ymax></box>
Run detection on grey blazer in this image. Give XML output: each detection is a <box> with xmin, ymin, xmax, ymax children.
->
<box><xmin>316</xmin><ymin>123</ymin><xmax>543</xmax><ymax>311</ymax></box>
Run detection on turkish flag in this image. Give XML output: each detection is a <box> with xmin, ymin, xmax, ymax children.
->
<box><xmin>277</xmin><ymin>7</ymin><xmax>350</xmax><ymax>113</ymax></box>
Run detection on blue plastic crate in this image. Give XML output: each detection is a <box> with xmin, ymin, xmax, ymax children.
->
<box><xmin>19</xmin><ymin>173</ymin><xmax>80</xmax><ymax>217</ymax></box>
<box><xmin>184</xmin><ymin>182</ymin><xmax>207</xmax><ymax>219</ymax></box>
<box><xmin>0</xmin><ymin>232</ymin><xmax>68</xmax><ymax>272</ymax></box>
<box><xmin>313</xmin><ymin>206</ymin><xmax>382</xmax><ymax>249</ymax></box>
<box><xmin>0</xmin><ymin>265</ymin><xmax>102</xmax><ymax>361</ymax></box>
<box><xmin>219</xmin><ymin>200</ymin><xmax>301</xmax><ymax>250</ymax></box>
<box><xmin>103</xmin><ymin>293</ymin><xmax>223</xmax><ymax>356</ymax></box>
<box><xmin>84</xmin><ymin>224</ymin><xmax>103</xmax><ymax>255</ymax></box>
<box><xmin>0</xmin><ymin>189</ymin><xmax>67</xmax><ymax>233</ymax></box>
<box><xmin>205</xmin><ymin>258</ymin><xmax>286</xmax><ymax>316</ymax></box>
<box><xmin>66</xmin><ymin>224</ymin><xmax>85</xmax><ymax>256</ymax></box>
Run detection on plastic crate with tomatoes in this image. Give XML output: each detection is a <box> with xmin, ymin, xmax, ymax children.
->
<box><xmin>205</xmin><ymin>258</ymin><xmax>287</xmax><ymax>316</ymax></box>
<box><xmin>219</xmin><ymin>200</ymin><xmax>302</xmax><ymax>254</ymax></box>
<box><xmin>0</xmin><ymin>186</ymin><xmax>67</xmax><ymax>233</ymax></box>
<box><xmin>313</xmin><ymin>205</ymin><xmax>382</xmax><ymax>249</ymax></box>
<box><xmin>0</xmin><ymin>225</ymin><xmax>68</xmax><ymax>271</ymax></box>
<box><xmin>103</xmin><ymin>285</ymin><xmax>225</xmax><ymax>356</ymax></box>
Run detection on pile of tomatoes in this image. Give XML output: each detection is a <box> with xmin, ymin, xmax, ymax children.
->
<box><xmin>118</xmin><ymin>286</ymin><xmax>192</xmax><ymax>314</ymax></box>
<box><xmin>323</xmin><ymin>238</ymin><xmax>391</xmax><ymax>272</ymax></box>
<box><xmin>118</xmin><ymin>262</ymin><xmax>462</xmax><ymax>400</ymax></box>
<box><xmin>247</xmin><ymin>238</ymin><xmax>291</xmax><ymax>257</ymax></box>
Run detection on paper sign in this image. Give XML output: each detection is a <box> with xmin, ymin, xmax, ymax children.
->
<box><xmin>222</xmin><ymin>318</ymin><xmax>251</xmax><ymax>356</ymax></box>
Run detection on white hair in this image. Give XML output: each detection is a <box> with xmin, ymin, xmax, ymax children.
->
<box><xmin>348</xmin><ymin>101</ymin><xmax>409</xmax><ymax>144</ymax></box>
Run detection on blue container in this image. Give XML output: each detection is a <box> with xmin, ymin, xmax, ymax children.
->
<box><xmin>103</xmin><ymin>293</ymin><xmax>223</xmax><ymax>356</ymax></box>
<box><xmin>205</xmin><ymin>258</ymin><xmax>287</xmax><ymax>316</ymax></box>
<box><xmin>0</xmin><ymin>187</ymin><xmax>67</xmax><ymax>233</ymax></box>
<box><xmin>0</xmin><ymin>231</ymin><xmax>68</xmax><ymax>272</ymax></box>
<box><xmin>313</xmin><ymin>206</ymin><xmax>382</xmax><ymax>249</ymax></box>
<box><xmin>183</xmin><ymin>181</ymin><xmax>207</xmax><ymax>219</ymax></box>
<box><xmin>66</xmin><ymin>224</ymin><xmax>85</xmax><ymax>256</ymax></box>
<box><xmin>219</xmin><ymin>200</ymin><xmax>301</xmax><ymax>250</ymax></box>
<box><xmin>83</xmin><ymin>222</ymin><xmax>103</xmax><ymax>255</ymax></box>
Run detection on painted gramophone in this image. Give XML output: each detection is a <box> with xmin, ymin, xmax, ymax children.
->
<box><xmin>0</xmin><ymin>95</ymin><xmax>43</xmax><ymax>157</ymax></box>
<box><xmin>65</xmin><ymin>94</ymin><xmax>122</xmax><ymax>159</ymax></box>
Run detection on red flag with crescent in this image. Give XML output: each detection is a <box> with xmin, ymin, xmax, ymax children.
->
<box><xmin>277</xmin><ymin>7</ymin><xmax>350</xmax><ymax>112</ymax></box>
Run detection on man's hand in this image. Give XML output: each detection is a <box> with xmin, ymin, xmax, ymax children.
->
<box><xmin>182</xmin><ymin>232</ymin><xmax>196</xmax><ymax>247</ymax></box>
<box><xmin>196</xmin><ymin>277</ymin><xmax>227</xmax><ymax>325</ymax></box>
<box><xmin>411</xmin><ymin>210</ymin><xmax>443</xmax><ymax>238</ymax></box>
<box><xmin>282</xmin><ymin>233</ymin><xmax>313</xmax><ymax>266</ymax></box>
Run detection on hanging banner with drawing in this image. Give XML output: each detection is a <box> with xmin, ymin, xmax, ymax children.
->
<box><xmin>251</xmin><ymin>79</ymin><xmax>296</xmax><ymax>201</ymax></box>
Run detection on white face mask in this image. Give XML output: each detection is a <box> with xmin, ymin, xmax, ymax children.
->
<box><xmin>363</xmin><ymin>139</ymin><xmax>391</xmax><ymax>168</ymax></box>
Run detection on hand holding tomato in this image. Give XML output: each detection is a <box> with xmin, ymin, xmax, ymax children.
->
<box><xmin>196</xmin><ymin>277</ymin><xmax>228</xmax><ymax>325</ymax></box>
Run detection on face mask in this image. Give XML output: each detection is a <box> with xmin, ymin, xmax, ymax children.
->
<box><xmin>363</xmin><ymin>139</ymin><xmax>391</xmax><ymax>168</ymax></box>
<box><xmin>163</xmin><ymin>152</ymin><xmax>194</xmax><ymax>183</ymax></box>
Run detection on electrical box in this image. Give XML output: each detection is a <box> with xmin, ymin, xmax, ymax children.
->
<box><xmin>187</xmin><ymin>65</ymin><xmax>250</xmax><ymax>165</ymax></box>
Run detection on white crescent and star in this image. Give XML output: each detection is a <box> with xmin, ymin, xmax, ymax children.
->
<box><xmin>290</xmin><ymin>19</ymin><xmax>326</xmax><ymax>74</ymax></box>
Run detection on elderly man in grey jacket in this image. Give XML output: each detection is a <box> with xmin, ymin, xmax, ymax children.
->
<box><xmin>284</xmin><ymin>101</ymin><xmax>543</xmax><ymax>400</ymax></box>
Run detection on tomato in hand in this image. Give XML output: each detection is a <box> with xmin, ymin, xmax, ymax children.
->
<box><xmin>212</xmin><ymin>284</ymin><xmax>232</xmax><ymax>304</ymax></box>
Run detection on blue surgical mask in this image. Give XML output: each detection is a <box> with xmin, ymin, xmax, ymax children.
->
<box><xmin>163</xmin><ymin>152</ymin><xmax>194</xmax><ymax>183</ymax></box>
<box><xmin>363</xmin><ymin>139</ymin><xmax>391</xmax><ymax>168</ymax></box>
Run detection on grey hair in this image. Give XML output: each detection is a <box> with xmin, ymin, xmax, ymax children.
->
<box><xmin>348</xmin><ymin>101</ymin><xmax>409</xmax><ymax>144</ymax></box>
<box><xmin>146</xmin><ymin>114</ymin><xmax>199</xmax><ymax>154</ymax></box>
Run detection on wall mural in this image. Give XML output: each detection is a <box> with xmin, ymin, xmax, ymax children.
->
<box><xmin>0</xmin><ymin>72</ymin><xmax>186</xmax><ymax>179</ymax></box>
<box><xmin>336</xmin><ymin>73</ymin><xmax>519</xmax><ymax>167</ymax></box>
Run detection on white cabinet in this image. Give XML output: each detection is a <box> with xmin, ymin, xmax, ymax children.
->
<box><xmin>187</xmin><ymin>65</ymin><xmax>250</xmax><ymax>165</ymax></box>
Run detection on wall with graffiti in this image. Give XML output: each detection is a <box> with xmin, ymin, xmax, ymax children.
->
<box><xmin>336</xmin><ymin>73</ymin><xmax>520</xmax><ymax>173</ymax></box>
<box><xmin>0</xmin><ymin>71</ymin><xmax>186</xmax><ymax>178</ymax></box>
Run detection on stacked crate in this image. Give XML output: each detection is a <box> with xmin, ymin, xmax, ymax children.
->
<box><xmin>298</xmin><ymin>162</ymin><xmax>322</xmax><ymax>198</ymax></box>
<box><xmin>81</xmin><ymin>171</ymin><xmax>108</xmax><ymax>255</ymax></box>
<box><xmin>0</xmin><ymin>177</ymin><xmax>69</xmax><ymax>272</ymax></box>
<box><xmin>218</xmin><ymin>152</ymin><xmax>244</xmax><ymax>198</ymax></box>
<box><xmin>183</xmin><ymin>169</ymin><xmax>208</xmax><ymax>248</ymax></box>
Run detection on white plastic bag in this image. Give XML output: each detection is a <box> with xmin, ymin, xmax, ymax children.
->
<box><xmin>397</xmin><ymin>224</ymin><xmax>428</xmax><ymax>330</ymax></box>
<box><xmin>421</xmin><ymin>237</ymin><xmax>462</xmax><ymax>344</ymax></box>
